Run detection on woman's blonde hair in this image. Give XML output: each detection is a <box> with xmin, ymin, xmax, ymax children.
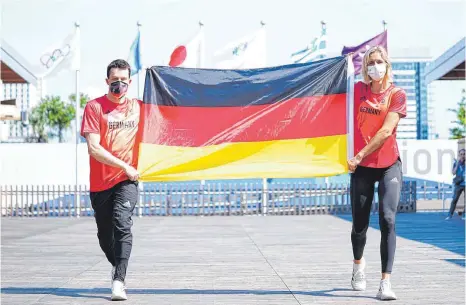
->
<box><xmin>361</xmin><ymin>45</ymin><xmax>393</xmax><ymax>86</ymax></box>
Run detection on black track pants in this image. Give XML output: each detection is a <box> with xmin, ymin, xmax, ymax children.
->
<box><xmin>350</xmin><ymin>159</ymin><xmax>402</xmax><ymax>274</ymax></box>
<box><xmin>90</xmin><ymin>180</ymin><xmax>138</xmax><ymax>282</ymax></box>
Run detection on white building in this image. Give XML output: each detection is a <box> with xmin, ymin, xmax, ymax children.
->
<box><xmin>1</xmin><ymin>39</ymin><xmax>45</xmax><ymax>143</ymax></box>
<box><xmin>391</xmin><ymin>47</ymin><xmax>434</xmax><ymax>140</ymax></box>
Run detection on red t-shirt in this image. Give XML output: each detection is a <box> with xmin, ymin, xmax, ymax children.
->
<box><xmin>80</xmin><ymin>95</ymin><xmax>142</xmax><ymax>192</ymax></box>
<box><xmin>353</xmin><ymin>81</ymin><xmax>407</xmax><ymax>168</ymax></box>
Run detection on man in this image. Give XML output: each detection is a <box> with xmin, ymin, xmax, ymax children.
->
<box><xmin>446</xmin><ymin>148</ymin><xmax>465</xmax><ymax>220</ymax></box>
<box><xmin>80</xmin><ymin>59</ymin><xmax>141</xmax><ymax>301</ymax></box>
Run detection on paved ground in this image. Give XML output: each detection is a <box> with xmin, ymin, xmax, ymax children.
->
<box><xmin>1</xmin><ymin>213</ymin><xmax>465</xmax><ymax>305</ymax></box>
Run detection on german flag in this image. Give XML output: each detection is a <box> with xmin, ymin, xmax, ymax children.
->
<box><xmin>138</xmin><ymin>56</ymin><xmax>353</xmax><ymax>181</ymax></box>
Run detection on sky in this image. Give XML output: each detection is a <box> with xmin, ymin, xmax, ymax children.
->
<box><xmin>1</xmin><ymin>0</ymin><xmax>465</xmax><ymax>139</ymax></box>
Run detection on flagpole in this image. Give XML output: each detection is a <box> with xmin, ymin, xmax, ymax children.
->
<box><xmin>261</xmin><ymin>19</ymin><xmax>268</xmax><ymax>215</ymax></box>
<box><xmin>321</xmin><ymin>20</ymin><xmax>330</xmax><ymax>187</ymax></box>
<box><xmin>261</xmin><ymin>20</ymin><xmax>266</xmax><ymax>61</ymax></box>
<box><xmin>383</xmin><ymin>20</ymin><xmax>388</xmax><ymax>54</ymax></box>
<box><xmin>198</xmin><ymin>20</ymin><xmax>206</xmax><ymax>206</ymax></box>
<box><xmin>198</xmin><ymin>20</ymin><xmax>204</xmax><ymax>68</ymax></box>
<box><xmin>260</xmin><ymin>19</ymin><xmax>269</xmax><ymax>215</ymax></box>
<box><xmin>137</xmin><ymin>21</ymin><xmax>142</xmax><ymax>99</ymax></box>
<box><xmin>74</xmin><ymin>21</ymin><xmax>81</xmax><ymax>218</ymax></box>
<box><xmin>134</xmin><ymin>21</ymin><xmax>144</xmax><ymax>217</ymax></box>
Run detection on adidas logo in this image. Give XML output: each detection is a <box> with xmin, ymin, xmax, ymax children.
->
<box><xmin>390</xmin><ymin>177</ymin><xmax>398</xmax><ymax>183</ymax></box>
<box><xmin>123</xmin><ymin>201</ymin><xmax>131</xmax><ymax>208</ymax></box>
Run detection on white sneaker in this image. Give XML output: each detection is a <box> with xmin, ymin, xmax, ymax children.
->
<box><xmin>351</xmin><ymin>258</ymin><xmax>366</xmax><ymax>291</ymax></box>
<box><xmin>377</xmin><ymin>279</ymin><xmax>397</xmax><ymax>300</ymax></box>
<box><xmin>111</xmin><ymin>280</ymin><xmax>128</xmax><ymax>301</ymax></box>
<box><xmin>445</xmin><ymin>216</ymin><xmax>452</xmax><ymax>220</ymax></box>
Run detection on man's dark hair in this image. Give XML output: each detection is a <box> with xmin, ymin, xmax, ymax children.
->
<box><xmin>107</xmin><ymin>59</ymin><xmax>131</xmax><ymax>78</ymax></box>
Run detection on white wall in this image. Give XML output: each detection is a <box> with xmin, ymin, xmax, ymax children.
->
<box><xmin>0</xmin><ymin>143</ymin><xmax>90</xmax><ymax>186</ymax></box>
<box><xmin>398</xmin><ymin>139</ymin><xmax>459</xmax><ymax>184</ymax></box>
<box><xmin>0</xmin><ymin>139</ymin><xmax>461</xmax><ymax>186</ymax></box>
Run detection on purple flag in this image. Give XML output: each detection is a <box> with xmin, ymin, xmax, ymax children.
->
<box><xmin>341</xmin><ymin>31</ymin><xmax>388</xmax><ymax>75</ymax></box>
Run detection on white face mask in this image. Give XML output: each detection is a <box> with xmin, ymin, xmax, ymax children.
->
<box><xmin>367</xmin><ymin>63</ymin><xmax>386</xmax><ymax>81</ymax></box>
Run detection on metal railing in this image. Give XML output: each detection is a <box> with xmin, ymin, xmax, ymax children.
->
<box><xmin>0</xmin><ymin>181</ymin><xmax>418</xmax><ymax>217</ymax></box>
<box><xmin>416</xmin><ymin>181</ymin><xmax>457</xmax><ymax>201</ymax></box>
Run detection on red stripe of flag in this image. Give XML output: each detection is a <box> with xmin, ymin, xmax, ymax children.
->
<box><xmin>141</xmin><ymin>93</ymin><xmax>346</xmax><ymax>147</ymax></box>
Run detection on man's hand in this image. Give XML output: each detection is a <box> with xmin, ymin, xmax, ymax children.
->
<box><xmin>124</xmin><ymin>165</ymin><xmax>140</xmax><ymax>181</ymax></box>
<box><xmin>348</xmin><ymin>153</ymin><xmax>364</xmax><ymax>173</ymax></box>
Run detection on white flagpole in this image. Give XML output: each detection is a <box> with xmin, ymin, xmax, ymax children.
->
<box><xmin>260</xmin><ymin>20</ymin><xmax>266</xmax><ymax>68</ymax></box>
<box><xmin>137</xmin><ymin>21</ymin><xmax>142</xmax><ymax>99</ymax></box>
<box><xmin>75</xmin><ymin>21</ymin><xmax>81</xmax><ymax>218</ymax></box>
<box><xmin>199</xmin><ymin>20</ymin><xmax>206</xmax><ymax>201</ymax></box>
<box><xmin>198</xmin><ymin>20</ymin><xmax>205</xmax><ymax>68</ymax></box>
<box><xmin>346</xmin><ymin>54</ymin><xmax>355</xmax><ymax>168</ymax></box>
<box><xmin>383</xmin><ymin>20</ymin><xmax>388</xmax><ymax>55</ymax></box>
<box><xmin>321</xmin><ymin>20</ymin><xmax>330</xmax><ymax>187</ymax></box>
<box><xmin>136</xmin><ymin>21</ymin><xmax>144</xmax><ymax>218</ymax></box>
<box><xmin>259</xmin><ymin>20</ymin><xmax>268</xmax><ymax>215</ymax></box>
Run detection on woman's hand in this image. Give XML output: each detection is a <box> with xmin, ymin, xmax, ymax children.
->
<box><xmin>348</xmin><ymin>153</ymin><xmax>364</xmax><ymax>173</ymax></box>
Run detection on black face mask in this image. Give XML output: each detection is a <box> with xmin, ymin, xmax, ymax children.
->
<box><xmin>109</xmin><ymin>81</ymin><xmax>129</xmax><ymax>98</ymax></box>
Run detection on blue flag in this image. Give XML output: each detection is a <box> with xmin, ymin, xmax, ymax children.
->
<box><xmin>128</xmin><ymin>31</ymin><xmax>142</xmax><ymax>76</ymax></box>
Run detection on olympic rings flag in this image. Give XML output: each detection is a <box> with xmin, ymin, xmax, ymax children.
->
<box><xmin>137</xmin><ymin>55</ymin><xmax>355</xmax><ymax>181</ymax></box>
<box><xmin>39</xmin><ymin>26</ymin><xmax>80</xmax><ymax>78</ymax></box>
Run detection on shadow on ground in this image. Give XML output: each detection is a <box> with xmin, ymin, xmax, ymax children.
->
<box><xmin>0</xmin><ymin>287</ymin><xmax>378</xmax><ymax>301</ymax></box>
<box><xmin>335</xmin><ymin>212</ymin><xmax>465</xmax><ymax>267</ymax></box>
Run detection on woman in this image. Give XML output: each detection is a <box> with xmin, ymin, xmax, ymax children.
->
<box><xmin>347</xmin><ymin>45</ymin><xmax>407</xmax><ymax>301</ymax></box>
<box><xmin>445</xmin><ymin>148</ymin><xmax>465</xmax><ymax>220</ymax></box>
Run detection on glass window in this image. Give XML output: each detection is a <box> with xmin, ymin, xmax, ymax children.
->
<box><xmin>392</xmin><ymin>63</ymin><xmax>415</xmax><ymax>70</ymax></box>
<box><xmin>395</xmin><ymin>80</ymin><xmax>415</xmax><ymax>85</ymax></box>
<box><xmin>393</xmin><ymin>74</ymin><xmax>414</xmax><ymax>80</ymax></box>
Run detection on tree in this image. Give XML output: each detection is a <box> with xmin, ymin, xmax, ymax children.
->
<box><xmin>28</xmin><ymin>95</ymin><xmax>76</xmax><ymax>143</ymax></box>
<box><xmin>28</xmin><ymin>102</ymin><xmax>48</xmax><ymax>143</ymax></box>
<box><xmin>44</xmin><ymin>96</ymin><xmax>75</xmax><ymax>143</ymax></box>
<box><xmin>68</xmin><ymin>93</ymin><xmax>90</xmax><ymax>109</ymax></box>
<box><xmin>449</xmin><ymin>89</ymin><xmax>466</xmax><ymax>140</ymax></box>
<box><xmin>27</xmin><ymin>93</ymin><xmax>90</xmax><ymax>143</ymax></box>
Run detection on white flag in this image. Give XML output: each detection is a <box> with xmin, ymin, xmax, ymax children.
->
<box><xmin>290</xmin><ymin>27</ymin><xmax>327</xmax><ymax>64</ymax></box>
<box><xmin>39</xmin><ymin>28</ymin><xmax>80</xmax><ymax>78</ymax></box>
<box><xmin>212</xmin><ymin>28</ymin><xmax>266</xmax><ymax>69</ymax></box>
<box><xmin>168</xmin><ymin>30</ymin><xmax>205</xmax><ymax>68</ymax></box>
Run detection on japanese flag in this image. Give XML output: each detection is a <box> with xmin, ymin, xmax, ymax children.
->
<box><xmin>168</xmin><ymin>30</ymin><xmax>205</xmax><ymax>68</ymax></box>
